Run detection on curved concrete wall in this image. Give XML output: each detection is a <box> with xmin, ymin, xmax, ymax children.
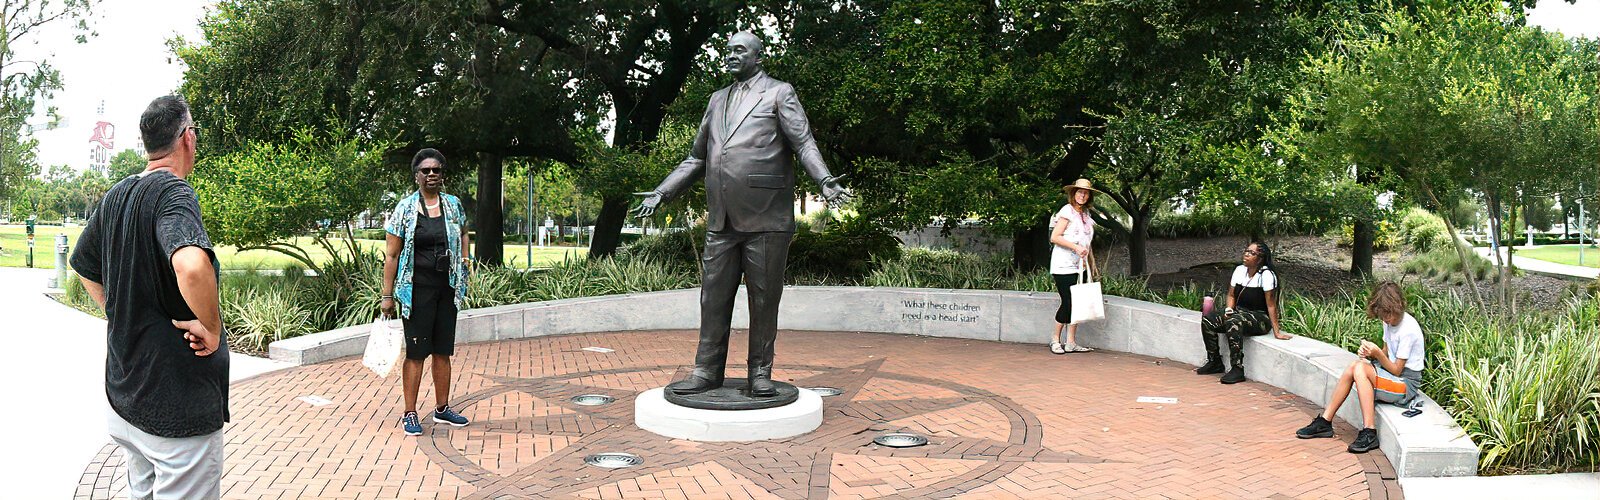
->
<box><xmin>271</xmin><ymin>285</ymin><xmax>1478</xmax><ymax>477</ymax></box>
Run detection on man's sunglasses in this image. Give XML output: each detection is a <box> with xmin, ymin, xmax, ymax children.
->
<box><xmin>185</xmin><ymin>125</ymin><xmax>201</xmax><ymax>141</ymax></box>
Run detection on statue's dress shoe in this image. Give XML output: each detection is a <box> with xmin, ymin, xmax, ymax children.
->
<box><xmin>748</xmin><ymin>376</ymin><xmax>777</xmax><ymax>397</ymax></box>
<box><xmin>667</xmin><ymin>374</ymin><xmax>724</xmax><ymax>395</ymax></box>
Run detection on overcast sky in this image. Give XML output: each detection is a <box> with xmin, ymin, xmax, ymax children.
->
<box><xmin>19</xmin><ymin>0</ymin><xmax>211</xmax><ymax>172</ymax></box>
<box><xmin>13</xmin><ymin>0</ymin><xmax>1600</xmax><ymax>174</ymax></box>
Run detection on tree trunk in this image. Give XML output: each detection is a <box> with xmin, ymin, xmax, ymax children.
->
<box><xmin>1419</xmin><ymin>181</ymin><xmax>1487</xmax><ymax>311</ymax></box>
<box><xmin>1444</xmin><ymin>207</ymin><xmax>1489</xmax><ymax>310</ymax></box>
<box><xmin>1487</xmin><ymin>194</ymin><xmax>1509</xmax><ymax>308</ymax></box>
<box><xmin>1128</xmin><ymin>210</ymin><xmax>1151</xmax><ymax>276</ymax></box>
<box><xmin>1522</xmin><ymin>195</ymin><xmax>1534</xmax><ymax>243</ymax></box>
<box><xmin>1565</xmin><ymin>199</ymin><xmax>1575</xmax><ymax>241</ymax></box>
<box><xmin>475</xmin><ymin>152</ymin><xmax>505</xmax><ymax>266</ymax></box>
<box><xmin>1350</xmin><ymin>219</ymin><xmax>1376</xmax><ymax>276</ymax></box>
<box><xmin>588</xmin><ymin>194</ymin><xmax>631</xmax><ymax>259</ymax></box>
<box><xmin>1505</xmin><ymin>196</ymin><xmax>1520</xmax><ymax>315</ymax></box>
<box><xmin>1012</xmin><ymin>223</ymin><xmax>1051</xmax><ymax>271</ymax></box>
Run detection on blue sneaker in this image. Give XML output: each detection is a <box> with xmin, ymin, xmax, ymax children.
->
<box><xmin>401</xmin><ymin>411</ymin><xmax>423</xmax><ymax>436</ymax></box>
<box><xmin>433</xmin><ymin>404</ymin><xmax>469</xmax><ymax>427</ymax></box>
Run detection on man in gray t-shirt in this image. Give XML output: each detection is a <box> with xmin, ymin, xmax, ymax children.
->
<box><xmin>71</xmin><ymin>95</ymin><xmax>226</xmax><ymax>499</ymax></box>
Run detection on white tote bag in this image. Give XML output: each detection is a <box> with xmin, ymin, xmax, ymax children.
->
<box><xmin>1069</xmin><ymin>253</ymin><xmax>1106</xmax><ymax>324</ymax></box>
<box><xmin>362</xmin><ymin>317</ymin><xmax>405</xmax><ymax>378</ymax></box>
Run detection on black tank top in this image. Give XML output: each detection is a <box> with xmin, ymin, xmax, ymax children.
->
<box><xmin>412</xmin><ymin>206</ymin><xmax>449</xmax><ymax>288</ymax></box>
<box><xmin>1233</xmin><ymin>268</ymin><xmax>1274</xmax><ymax>312</ymax></box>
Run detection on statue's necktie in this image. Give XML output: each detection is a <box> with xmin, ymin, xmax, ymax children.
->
<box><xmin>724</xmin><ymin>82</ymin><xmax>747</xmax><ymax>136</ymax></box>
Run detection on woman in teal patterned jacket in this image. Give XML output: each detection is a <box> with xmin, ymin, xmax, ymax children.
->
<box><xmin>380</xmin><ymin>148</ymin><xmax>473</xmax><ymax>436</ymax></box>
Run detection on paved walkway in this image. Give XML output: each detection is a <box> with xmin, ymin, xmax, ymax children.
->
<box><xmin>73</xmin><ymin>330</ymin><xmax>1394</xmax><ymax>499</ymax></box>
<box><xmin>1400</xmin><ymin>473</ymin><xmax>1600</xmax><ymax>500</ymax></box>
<box><xmin>1474</xmin><ymin>246</ymin><xmax>1600</xmax><ymax>280</ymax></box>
<box><xmin>0</xmin><ymin>267</ymin><xmax>290</xmax><ymax>499</ymax></box>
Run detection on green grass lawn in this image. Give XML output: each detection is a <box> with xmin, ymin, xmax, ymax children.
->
<box><xmin>0</xmin><ymin>224</ymin><xmax>83</xmax><ymax>269</ymax></box>
<box><xmin>1</xmin><ymin>225</ymin><xmax>587</xmax><ymax>270</ymax></box>
<box><xmin>1515</xmin><ymin>244</ymin><xmax>1600</xmax><ymax>269</ymax></box>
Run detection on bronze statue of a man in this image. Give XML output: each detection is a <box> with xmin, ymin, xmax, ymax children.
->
<box><xmin>634</xmin><ymin>31</ymin><xmax>850</xmax><ymax>398</ymax></box>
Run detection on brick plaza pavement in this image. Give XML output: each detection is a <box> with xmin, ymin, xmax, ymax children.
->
<box><xmin>77</xmin><ymin>330</ymin><xmax>1399</xmax><ymax>499</ymax></box>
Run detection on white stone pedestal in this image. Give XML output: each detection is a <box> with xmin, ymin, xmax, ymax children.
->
<box><xmin>634</xmin><ymin>387</ymin><xmax>823</xmax><ymax>441</ymax></box>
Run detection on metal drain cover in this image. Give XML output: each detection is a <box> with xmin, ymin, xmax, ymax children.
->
<box><xmin>584</xmin><ymin>452</ymin><xmax>643</xmax><ymax>468</ymax></box>
<box><xmin>570</xmin><ymin>394</ymin><xmax>616</xmax><ymax>406</ymax></box>
<box><xmin>808</xmin><ymin>387</ymin><xmax>843</xmax><ymax>397</ymax></box>
<box><xmin>873</xmin><ymin>433</ymin><xmax>929</xmax><ymax>448</ymax></box>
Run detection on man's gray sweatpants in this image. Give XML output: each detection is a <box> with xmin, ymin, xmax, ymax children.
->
<box><xmin>106</xmin><ymin>408</ymin><xmax>223</xmax><ymax>500</ymax></box>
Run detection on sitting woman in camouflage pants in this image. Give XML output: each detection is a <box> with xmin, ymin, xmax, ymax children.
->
<box><xmin>1195</xmin><ymin>241</ymin><xmax>1293</xmax><ymax>384</ymax></box>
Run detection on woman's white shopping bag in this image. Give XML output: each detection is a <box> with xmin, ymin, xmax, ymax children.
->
<box><xmin>1069</xmin><ymin>254</ymin><xmax>1106</xmax><ymax>324</ymax></box>
<box><xmin>362</xmin><ymin>317</ymin><xmax>405</xmax><ymax>378</ymax></box>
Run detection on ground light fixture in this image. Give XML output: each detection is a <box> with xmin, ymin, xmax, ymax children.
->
<box><xmin>570</xmin><ymin>394</ymin><xmax>616</xmax><ymax>406</ymax></box>
<box><xmin>584</xmin><ymin>452</ymin><xmax>643</xmax><ymax>469</ymax></box>
<box><xmin>873</xmin><ymin>433</ymin><xmax>929</xmax><ymax>448</ymax></box>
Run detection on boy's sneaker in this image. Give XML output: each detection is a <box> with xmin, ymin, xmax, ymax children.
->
<box><xmin>433</xmin><ymin>404</ymin><xmax>470</xmax><ymax>427</ymax></box>
<box><xmin>1194</xmin><ymin>358</ymin><xmax>1225</xmax><ymax>375</ymax></box>
<box><xmin>1348</xmin><ymin>428</ymin><xmax>1380</xmax><ymax>453</ymax></box>
<box><xmin>1220</xmin><ymin>366</ymin><xmax>1246</xmax><ymax>384</ymax></box>
<box><xmin>1050</xmin><ymin>342</ymin><xmax>1066</xmax><ymax>355</ymax></box>
<box><xmin>401</xmin><ymin>411</ymin><xmax>422</xmax><ymax>436</ymax></box>
<box><xmin>1296</xmin><ymin>416</ymin><xmax>1334</xmax><ymax>439</ymax></box>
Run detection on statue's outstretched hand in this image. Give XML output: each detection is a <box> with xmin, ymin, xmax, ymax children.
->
<box><xmin>820</xmin><ymin>175</ymin><xmax>852</xmax><ymax>209</ymax></box>
<box><xmin>632</xmin><ymin>191</ymin><xmax>663</xmax><ymax>218</ymax></box>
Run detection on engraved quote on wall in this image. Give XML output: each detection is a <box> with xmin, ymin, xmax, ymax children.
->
<box><xmin>899</xmin><ymin>299</ymin><xmax>982</xmax><ymax>324</ymax></box>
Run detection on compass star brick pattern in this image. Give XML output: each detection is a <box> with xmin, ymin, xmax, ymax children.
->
<box><xmin>77</xmin><ymin>330</ymin><xmax>1394</xmax><ymax>499</ymax></box>
<box><xmin>572</xmin><ymin>461</ymin><xmax>786</xmax><ymax>500</ymax></box>
<box><xmin>827</xmin><ymin>454</ymin><xmax>986</xmax><ymax>499</ymax></box>
<box><xmin>882</xmin><ymin>402</ymin><xmax>1012</xmax><ymax>442</ymax></box>
<box><xmin>571</xmin><ymin>369</ymin><xmax>681</xmax><ymax>392</ymax></box>
<box><xmin>851</xmin><ymin>379</ymin><xmax>965</xmax><ymax>402</ymax></box>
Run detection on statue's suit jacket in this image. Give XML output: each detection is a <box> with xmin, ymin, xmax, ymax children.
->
<box><xmin>653</xmin><ymin>71</ymin><xmax>834</xmax><ymax>232</ymax></box>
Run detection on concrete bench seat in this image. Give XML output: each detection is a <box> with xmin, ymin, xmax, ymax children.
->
<box><xmin>1016</xmin><ymin>294</ymin><xmax>1479</xmax><ymax>478</ymax></box>
<box><xmin>270</xmin><ymin>286</ymin><xmax>1479</xmax><ymax>477</ymax></box>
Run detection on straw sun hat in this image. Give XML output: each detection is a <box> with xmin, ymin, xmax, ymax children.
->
<box><xmin>1062</xmin><ymin>178</ymin><xmax>1104</xmax><ymax>197</ymax></box>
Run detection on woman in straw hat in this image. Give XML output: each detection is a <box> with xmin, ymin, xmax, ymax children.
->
<box><xmin>1048</xmin><ymin>178</ymin><xmax>1101</xmax><ymax>354</ymax></box>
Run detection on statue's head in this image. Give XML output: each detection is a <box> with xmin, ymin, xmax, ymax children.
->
<box><xmin>724</xmin><ymin>31</ymin><xmax>764</xmax><ymax>80</ymax></box>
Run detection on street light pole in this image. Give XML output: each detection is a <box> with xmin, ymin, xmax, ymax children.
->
<box><xmin>526</xmin><ymin>167</ymin><xmax>534</xmax><ymax>269</ymax></box>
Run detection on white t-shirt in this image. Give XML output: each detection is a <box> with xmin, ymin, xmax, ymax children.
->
<box><xmin>1229</xmin><ymin>265</ymin><xmax>1277</xmax><ymax>312</ymax></box>
<box><xmin>1049</xmin><ymin>204</ymin><xmax>1094</xmax><ymax>274</ymax></box>
<box><xmin>1382</xmin><ymin>312</ymin><xmax>1426</xmax><ymax>372</ymax></box>
<box><xmin>1229</xmin><ymin>265</ymin><xmax>1278</xmax><ymax>290</ymax></box>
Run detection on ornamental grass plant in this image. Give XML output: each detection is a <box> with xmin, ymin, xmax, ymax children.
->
<box><xmin>1278</xmin><ymin>282</ymin><xmax>1598</xmax><ymax>474</ymax></box>
<box><xmin>1429</xmin><ymin>297</ymin><xmax>1600</xmax><ymax>473</ymax></box>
